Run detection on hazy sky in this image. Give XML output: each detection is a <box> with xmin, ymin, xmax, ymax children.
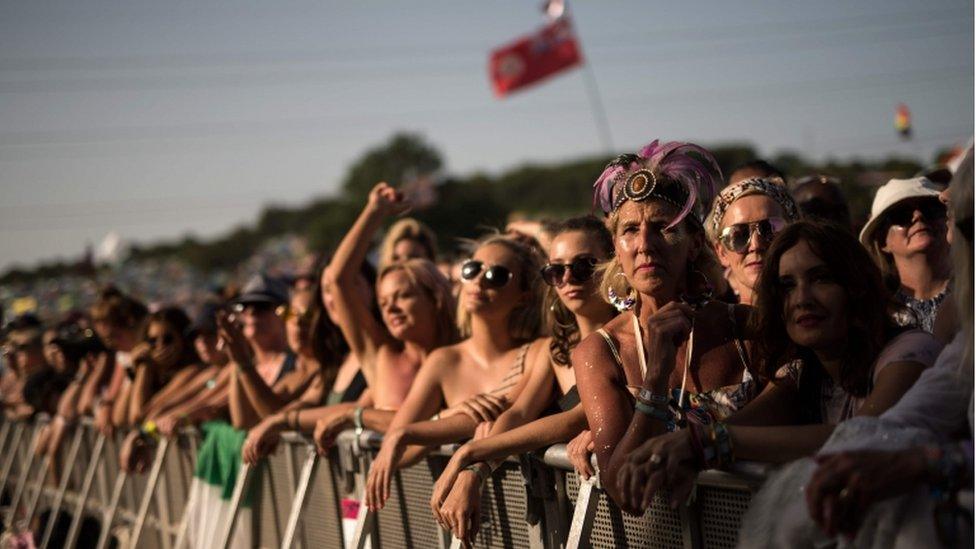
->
<box><xmin>0</xmin><ymin>0</ymin><xmax>972</xmax><ymax>272</ymax></box>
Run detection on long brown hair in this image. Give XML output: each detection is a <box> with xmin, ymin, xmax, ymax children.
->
<box><xmin>544</xmin><ymin>216</ymin><xmax>614</xmax><ymax>367</ymax></box>
<box><xmin>751</xmin><ymin>221</ymin><xmax>902</xmax><ymax>404</ymax></box>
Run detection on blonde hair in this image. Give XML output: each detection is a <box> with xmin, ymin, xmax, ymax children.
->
<box><xmin>599</xmin><ymin>207</ymin><xmax>723</xmax><ymax>305</ymax></box>
<box><xmin>456</xmin><ymin>235</ymin><xmax>545</xmax><ymax>343</ymax></box>
<box><xmin>379</xmin><ymin>218</ymin><xmax>438</xmax><ymax>270</ymax></box>
<box><xmin>378</xmin><ymin>258</ymin><xmax>459</xmax><ymax>348</ymax></box>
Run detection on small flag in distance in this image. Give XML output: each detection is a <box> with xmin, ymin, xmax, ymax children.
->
<box><xmin>488</xmin><ymin>16</ymin><xmax>583</xmax><ymax>98</ymax></box>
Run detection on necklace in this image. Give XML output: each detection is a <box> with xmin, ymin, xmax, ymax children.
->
<box><xmin>632</xmin><ymin>311</ymin><xmax>694</xmax><ymax>405</ymax></box>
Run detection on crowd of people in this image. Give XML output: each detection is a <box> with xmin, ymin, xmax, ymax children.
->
<box><xmin>1</xmin><ymin>138</ymin><xmax>972</xmax><ymax>547</ymax></box>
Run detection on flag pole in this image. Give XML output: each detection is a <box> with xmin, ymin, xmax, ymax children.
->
<box><xmin>580</xmin><ymin>60</ymin><xmax>614</xmax><ymax>155</ymax></box>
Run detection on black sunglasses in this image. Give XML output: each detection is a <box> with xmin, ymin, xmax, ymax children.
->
<box><xmin>719</xmin><ymin>217</ymin><xmax>787</xmax><ymax>253</ymax></box>
<box><xmin>460</xmin><ymin>259</ymin><xmax>514</xmax><ymax>289</ymax></box>
<box><xmin>540</xmin><ymin>256</ymin><xmax>598</xmax><ymax>287</ymax></box>
<box><xmin>147</xmin><ymin>333</ymin><xmax>176</xmax><ymax>347</ymax></box>
<box><xmin>885</xmin><ymin>200</ymin><xmax>946</xmax><ymax>228</ymax></box>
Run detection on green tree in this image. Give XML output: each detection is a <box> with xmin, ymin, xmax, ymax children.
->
<box><xmin>341</xmin><ymin>132</ymin><xmax>443</xmax><ymax>202</ymax></box>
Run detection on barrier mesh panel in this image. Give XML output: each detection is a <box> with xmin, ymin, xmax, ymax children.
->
<box><xmin>698</xmin><ymin>486</ymin><xmax>752</xmax><ymax>549</ymax></box>
<box><xmin>470</xmin><ymin>462</ymin><xmax>531</xmax><ymax>549</ymax></box>
<box><xmin>375</xmin><ymin>459</ymin><xmax>444</xmax><ymax>549</ymax></box>
<box><xmin>298</xmin><ymin>450</ymin><xmax>346</xmax><ymax>549</ymax></box>
<box><xmin>255</xmin><ymin>444</ymin><xmax>300</xmax><ymax>548</ymax></box>
<box><xmin>566</xmin><ymin>471</ymin><xmax>684</xmax><ymax>548</ymax></box>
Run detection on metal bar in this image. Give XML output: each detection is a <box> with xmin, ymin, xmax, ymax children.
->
<box><xmin>280</xmin><ymin>447</ymin><xmax>317</xmax><ymax>549</ymax></box>
<box><xmin>39</xmin><ymin>425</ymin><xmax>85</xmax><ymax>549</ymax></box>
<box><xmin>565</xmin><ymin>477</ymin><xmax>600</xmax><ymax>549</ymax></box>
<box><xmin>0</xmin><ymin>423</ymin><xmax>25</xmax><ymax>494</ymax></box>
<box><xmin>130</xmin><ymin>437</ymin><xmax>171</xmax><ymax>548</ymax></box>
<box><xmin>20</xmin><ymin>453</ymin><xmax>53</xmax><ymax>535</ymax></box>
<box><xmin>65</xmin><ymin>432</ymin><xmax>106</xmax><ymax>549</ymax></box>
<box><xmin>171</xmin><ymin>476</ymin><xmax>200</xmax><ymax>549</ymax></box>
<box><xmin>282</xmin><ymin>441</ymin><xmax>305</xmax><ymax>549</ymax></box>
<box><xmin>0</xmin><ymin>421</ymin><xmax>12</xmax><ymax>462</ymax></box>
<box><xmin>94</xmin><ymin>468</ymin><xmax>128</xmax><ymax>549</ymax></box>
<box><xmin>216</xmin><ymin>462</ymin><xmax>253</xmax><ymax>549</ymax></box>
<box><xmin>5</xmin><ymin>424</ymin><xmax>43</xmax><ymax>528</ymax></box>
<box><xmin>154</xmin><ymin>448</ymin><xmax>174</xmax><ymax>549</ymax></box>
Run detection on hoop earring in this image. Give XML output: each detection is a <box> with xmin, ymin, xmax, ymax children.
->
<box><xmin>608</xmin><ymin>271</ymin><xmax>637</xmax><ymax>312</ymax></box>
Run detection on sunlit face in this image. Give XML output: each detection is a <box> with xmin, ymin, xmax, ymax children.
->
<box><xmin>239</xmin><ymin>302</ymin><xmax>285</xmax><ymax>345</ymax></box>
<box><xmin>392</xmin><ymin>238</ymin><xmax>430</xmax><ymax>263</ymax></box>
<box><xmin>93</xmin><ymin>318</ymin><xmax>137</xmax><ymax>352</ymax></box>
<box><xmin>778</xmin><ymin>240</ymin><xmax>848</xmax><ymax>353</ymax></box>
<box><xmin>548</xmin><ymin>231</ymin><xmax>608</xmax><ymax>315</ymax></box>
<box><xmin>882</xmin><ymin>198</ymin><xmax>949</xmax><ymax>260</ymax></box>
<box><xmin>194</xmin><ymin>332</ymin><xmax>227</xmax><ymax>367</ymax></box>
<box><xmin>377</xmin><ymin>269</ymin><xmax>437</xmax><ymax>343</ymax></box>
<box><xmin>614</xmin><ymin>200</ymin><xmax>698</xmax><ymax>299</ymax></box>
<box><xmin>716</xmin><ymin>195</ymin><xmax>786</xmax><ymax>298</ymax></box>
<box><xmin>285</xmin><ymin>290</ymin><xmax>313</xmax><ymax>355</ymax></box>
<box><xmin>460</xmin><ymin>242</ymin><xmax>526</xmax><ymax>322</ymax></box>
<box><xmin>146</xmin><ymin>320</ymin><xmax>183</xmax><ymax>369</ymax></box>
<box><xmin>42</xmin><ymin>329</ymin><xmax>61</xmax><ymax>368</ymax></box>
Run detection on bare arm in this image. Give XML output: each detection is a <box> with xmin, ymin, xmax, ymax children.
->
<box><xmin>462</xmin><ymin>405</ymin><xmax>587</xmax><ymax>465</ymax></box>
<box><xmin>325</xmin><ymin>183</ymin><xmax>409</xmax><ymax>387</ymax></box>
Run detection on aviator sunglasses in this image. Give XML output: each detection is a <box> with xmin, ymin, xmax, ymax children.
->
<box><xmin>540</xmin><ymin>256</ymin><xmax>598</xmax><ymax>287</ymax></box>
<box><xmin>719</xmin><ymin>217</ymin><xmax>787</xmax><ymax>253</ymax></box>
<box><xmin>885</xmin><ymin>200</ymin><xmax>946</xmax><ymax>228</ymax></box>
<box><xmin>460</xmin><ymin>259</ymin><xmax>514</xmax><ymax>289</ymax></box>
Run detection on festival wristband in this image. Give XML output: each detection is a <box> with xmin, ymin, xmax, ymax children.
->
<box><xmin>634</xmin><ymin>400</ymin><xmax>671</xmax><ymax>423</ymax></box>
<box><xmin>464</xmin><ymin>463</ymin><xmax>492</xmax><ymax>486</ymax></box>
<box><xmin>140</xmin><ymin>420</ymin><xmax>160</xmax><ymax>441</ymax></box>
<box><xmin>353</xmin><ymin>407</ymin><xmax>365</xmax><ymax>435</ymax></box>
<box><xmin>636</xmin><ymin>389</ymin><xmax>669</xmax><ymax>407</ymax></box>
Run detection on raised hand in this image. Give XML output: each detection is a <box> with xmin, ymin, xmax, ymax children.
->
<box><xmin>367</xmin><ymin>182</ymin><xmax>412</xmax><ymax>217</ymax></box>
<box><xmin>216</xmin><ymin>311</ymin><xmax>253</xmax><ymax>370</ymax></box>
<box><xmin>640</xmin><ymin>302</ymin><xmax>695</xmax><ymax>386</ymax></box>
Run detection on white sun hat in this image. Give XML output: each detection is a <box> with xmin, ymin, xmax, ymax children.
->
<box><xmin>859</xmin><ymin>177</ymin><xmax>942</xmax><ymax>247</ymax></box>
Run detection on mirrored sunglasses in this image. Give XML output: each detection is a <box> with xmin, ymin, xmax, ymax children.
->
<box><xmin>719</xmin><ymin>217</ymin><xmax>787</xmax><ymax>253</ymax></box>
<box><xmin>460</xmin><ymin>259</ymin><xmax>514</xmax><ymax>289</ymax></box>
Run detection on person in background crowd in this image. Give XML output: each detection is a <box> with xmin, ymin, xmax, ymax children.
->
<box><xmin>240</xmin><ymin>259</ymin><xmax>372</xmax><ymax>464</ymax></box>
<box><xmin>706</xmin><ymin>177</ymin><xmax>800</xmax><ymax>305</ymax></box>
<box><xmin>575</xmin><ymin>140</ymin><xmax>757</xmax><ymax>513</ymax></box>
<box><xmin>218</xmin><ymin>274</ymin><xmax>308</xmax><ymax>430</ymax></box>
<box><xmin>618</xmin><ymin>221</ymin><xmax>941</xmax><ymax>515</ymax></box>
<box><xmin>361</xmin><ymin>231</ymin><xmax>545</xmax><ymax>512</ymax></box>
<box><xmin>860</xmin><ymin>177</ymin><xmax>952</xmax><ymax>333</ymax></box>
<box><xmin>726</xmin><ymin>159</ymin><xmax>786</xmax><ymax>187</ymax></box>
<box><xmin>430</xmin><ymin>215</ymin><xmax>617</xmax><ymax>542</ymax></box>
<box><xmin>85</xmin><ymin>286</ymin><xmax>148</xmax><ymax>436</ymax></box>
<box><xmin>792</xmin><ymin>175</ymin><xmax>853</xmax><ymax>230</ymax></box>
<box><xmin>735</xmin><ymin>150</ymin><xmax>975</xmax><ymax>548</ymax></box>
<box><xmin>378</xmin><ymin>217</ymin><xmax>439</xmax><ymax>269</ymax></box>
<box><xmin>2</xmin><ymin>317</ymin><xmax>47</xmax><ymax>419</ymax></box>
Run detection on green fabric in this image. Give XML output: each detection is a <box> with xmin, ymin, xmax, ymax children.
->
<box><xmin>193</xmin><ymin>420</ymin><xmax>258</xmax><ymax>506</ymax></box>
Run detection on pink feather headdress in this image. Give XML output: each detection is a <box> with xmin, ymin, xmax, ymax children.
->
<box><xmin>592</xmin><ymin>140</ymin><xmax>723</xmax><ymax>229</ymax></box>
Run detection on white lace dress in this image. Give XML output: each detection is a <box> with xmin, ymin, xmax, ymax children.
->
<box><xmin>737</xmin><ymin>332</ymin><xmax>967</xmax><ymax>549</ymax></box>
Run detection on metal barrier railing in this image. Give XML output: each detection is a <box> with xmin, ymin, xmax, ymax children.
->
<box><xmin>0</xmin><ymin>418</ymin><xmax>765</xmax><ymax>549</ymax></box>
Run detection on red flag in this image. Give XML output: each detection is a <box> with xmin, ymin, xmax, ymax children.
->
<box><xmin>488</xmin><ymin>16</ymin><xmax>583</xmax><ymax>98</ymax></box>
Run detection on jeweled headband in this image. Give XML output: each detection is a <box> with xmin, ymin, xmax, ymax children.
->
<box><xmin>592</xmin><ymin>140</ymin><xmax>723</xmax><ymax>229</ymax></box>
<box><xmin>707</xmin><ymin>177</ymin><xmax>799</xmax><ymax>238</ymax></box>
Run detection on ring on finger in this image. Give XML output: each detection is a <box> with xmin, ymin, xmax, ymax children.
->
<box><xmin>649</xmin><ymin>453</ymin><xmax>663</xmax><ymax>467</ymax></box>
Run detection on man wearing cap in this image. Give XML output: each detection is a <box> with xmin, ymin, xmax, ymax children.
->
<box><xmin>2</xmin><ymin>321</ymin><xmax>48</xmax><ymax>419</ymax></box>
<box><xmin>860</xmin><ymin>177</ymin><xmax>952</xmax><ymax>333</ymax></box>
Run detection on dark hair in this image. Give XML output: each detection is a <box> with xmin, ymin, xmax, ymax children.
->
<box><xmin>90</xmin><ymin>286</ymin><xmax>148</xmax><ymax>330</ymax></box>
<box><xmin>23</xmin><ymin>367</ymin><xmax>72</xmax><ymax>414</ymax></box>
<box><xmin>729</xmin><ymin>160</ymin><xmax>785</xmax><ymax>183</ymax></box>
<box><xmin>546</xmin><ymin>216</ymin><xmax>615</xmax><ymax>366</ymax></box>
<box><xmin>140</xmin><ymin>306</ymin><xmax>199</xmax><ymax>368</ymax></box>
<box><xmin>306</xmin><ymin>256</ymin><xmax>379</xmax><ymax>391</ymax></box>
<box><xmin>751</xmin><ymin>221</ymin><xmax>902</xmax><ymax>411</ymax></box>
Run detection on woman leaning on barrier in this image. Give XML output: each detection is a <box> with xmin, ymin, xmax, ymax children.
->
<box><xmin>360</xmin><ymin>230</ymin><xmax>547</xmax><ymax>512</ymax></box>
<box><xmin>429</xmin><ymin>215</ymin><xmax>617</xmax><ymax>543</ymax></box>
<box><xmin>573</xmin><ymin>140</ymin><xmax>761</xmax><ymax>514</ymax></box>
<box><xmin>616</xmin><ymin>221</ymin><xmax>943</xmax><ymax>516</ymax></box>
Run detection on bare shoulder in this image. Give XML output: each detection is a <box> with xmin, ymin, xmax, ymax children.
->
<box><xmin>423</xmin><ymin>342</ymin><xmax>466</xmax><ymax>372</ymax></box>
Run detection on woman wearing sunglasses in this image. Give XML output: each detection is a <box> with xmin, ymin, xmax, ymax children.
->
<box><xmin>429</xmin><ymin>216</ymin><xmax>617</xmax><ymax>542</ymax></box>
<box><xmin>362</xmin><ymin>231</ymin><xmax>547</xmax><ymax>512</ymax></box>
<box><xmin>707</xmin><ymin>177</ymin><xmax>800</xmax><ymax>305</ymax></box>
<box><xmin>573</xmin><ymin>140</ymin><xmax>760</xmax><ymax>514</ymax></box>
<box><xmin>617</xmin><ymin>222</ymin><xmax>942</xmax><ymax>519</ymax></box>
<box><xmin>861</xmin><ymin>177</ymin><xmax>952</xmax><ymax>333</ymax></box>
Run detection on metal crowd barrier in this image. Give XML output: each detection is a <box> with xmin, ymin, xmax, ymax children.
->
<box><xmin>0</xmin><ymin>417</ymin><xmax>766</xmax><ymax>549</ymax></box>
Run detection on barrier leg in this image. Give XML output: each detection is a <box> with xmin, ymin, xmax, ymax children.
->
<box><xmin>171</xmin><ymin>476</ymin><xmax>201</xmax><ymax>549</ymax></box>
<box><xmin>130</xmin><ymin>437</ymin><xmax>171</xmax><ymax>548</ymax></box>
<box><xmin>0</xmin><ymin>423</ymin><xmax>25</xmax><ymax>496</ymax></box>
<box><xmin>19</xmin><ymin>454</ymin><xmax>52</xmax><ymax>534</ymax></box>
<box><xmin>64</xmin><ymin>433</ymin><xmax>106</xmax><ymax>549</ymax></box>
<box><xmin>280</xmin><ymin>447</ymin><xmax>317</xmax><ymax>549</ymax></box>
<box><xmin>39</xmin><ymin>426</ymin><xmax>85</xmax><ymax>549</ymax></box>
<box><xmin>154</xmin><ymin>452</ymin><xmax>174</xmax><ymax>549</ymax></box>
<box><xmin>565</xmin><ymin>477</ymin><xmax>600</xmax><ymax>549</ymax></box>
<box><xmin>5</xmin><ymin>424</ymin><xmax>44</xmax><ymax>529</ymax></box>
<box><xmin>0</xmin><ymin>422</ymin><xmax>12</xmax><ymax>462</ymax></box>
<box><xmin>216</xmin><ymin>462</ymin><xmax>253</xmax><ymax>549</ymax></box>
<box><xmin>350</xmin><ymin>454</ymin><xmax>377</xmax><ymax>549</ymax></box>
<box><xmin>94</xmin><ymin>468</ymin><xmax>127</xmax><ymax>549</ymax></box>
